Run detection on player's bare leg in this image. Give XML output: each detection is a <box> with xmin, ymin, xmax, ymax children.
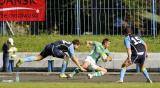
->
<box><xmin>60</xmin><ymin>55</ymin><xmax>70</xmax><ymax>78</ymax></box>
<box><xmin>118</xmin><ymin>58</ymin><xmax>132</xmax><ymax>83</ymax></box>
<box><xmin>87</xmin><ymin>66</ymin><xmax>107</xmax><ymax>79</ymax></box>
<box><xmin>16</xmin><ymin>55</ymin><xmax>44</xmax><ymax>67</ymax></box>
<box><xmin>67</xmin><ymin>61</ymin><xmax>89</xmax><ymax>78</ymax></box>
<box><xmin>139</xmin><ymin>64</ymin><xmax>152</xmax><ymax>83</ymax></box>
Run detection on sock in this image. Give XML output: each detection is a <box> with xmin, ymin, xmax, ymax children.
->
<box><xmin>142</xmin><ymin>67</ymin><xmax>151</xmax><ymax>81</ymax></box>
<box><xmin>24</xmin><ymin>56</ymin><xmax>37</xmax><ymax>62</ymax></box>
<box><xmin>60</xmin><ymin>60</ymin><xmax>68</xmax><ymax>74</ymax></box>
<box><xmin>91</xmin><ymin>71</ymin><xmax>105</xmax><ymax>77</ymax></box>
<box><xmin>136</xmin><ymin>63</ymin><xmax>140</xmax><ymax>72</ymax></box>
<box><xmin>120</xmin><ymin>67</ymin><xmax>126</xmax><ymax>81</ymax></box>
<box><xmin>71</xmin><ymin>68</ymin><xmax>81</xmax><ymax>76</ymax></box>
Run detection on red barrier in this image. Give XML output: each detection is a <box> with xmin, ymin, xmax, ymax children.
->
<box><xmin>0</xmin><ymin>0</ymin><xmax>46</xmax><ymax>21</ymax></box>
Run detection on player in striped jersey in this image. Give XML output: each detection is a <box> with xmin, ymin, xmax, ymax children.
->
<box><xmin>16</xmin><ymin>39</ymin><xmax>86</xmax><ymax>78</ymax></box>
<box><xmin>118</xmin><ymin>27</ymin><xmax>152</xmax><ymax>83</ymax></box>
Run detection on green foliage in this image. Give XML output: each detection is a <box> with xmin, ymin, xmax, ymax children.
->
<box><xmin>122</xmin><ymin>0</ymin><xmax>149</xmax><ymax>8</ymax></box>
<box><xmin>0</xmin><ymin>35</ymin><xmax>160</xmax><ymax>52</ymax></box>
<box><xmin>140</xmin><ymin>11</ymin><xmax>160</xmax><ymax>23</ymax></box>
<box><xmin>122</xmin><ymin>0</ymin><xmax>160</xmax><ymax>23</ymax></box>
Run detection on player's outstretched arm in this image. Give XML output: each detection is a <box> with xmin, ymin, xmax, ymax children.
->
<box><xmin>71</xmin><ymin>56</ymin><xmax>87</xmax><ymax>72</ymax></box>
<box><xmin>143</xmin><ymin>42</ymin><xmax>147</xmax><ymax>52</ymax></box>
<box><xmin>143</xmin><ymin>42</ymin><xmax>148</xmax><ymax>57</ymax></box>
<box><xmin>126</xmin><ymin>48</ymin><xmax>132</xmax><ymax>64</ymax></box>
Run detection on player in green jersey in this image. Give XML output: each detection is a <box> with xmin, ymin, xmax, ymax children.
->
<box><xmin>67</xmin><ymin>38</ymin><xmax>112</xmax><ymax>79</ymax></box>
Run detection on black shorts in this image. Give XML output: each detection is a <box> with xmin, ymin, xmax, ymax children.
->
<box><xmin>40</xmin><ymin>44</ymin><xmax>53</xmax><ymax>58</ymax></box>
<box><xmin>131</xmin><ymin>53</ymin><xmax>145</xmax><ymax>64</ymax></box>
<box><xmin>40</xmin><ymin>44</ymin><xmax>66</xmax><ymax>58</ymax></box>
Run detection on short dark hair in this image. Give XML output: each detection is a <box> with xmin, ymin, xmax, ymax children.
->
<box><xmin>72</xmin><ymin>39</ymin><xmax>80</xmax><ymax>45</ymax></box>
<box><xmin>102</xmin><ymin>38</ymin><xmax>110</xmax><ymax>45</ymax></box>
<box><xmin>122</xmin><ymin>26</ymin><xmax>132</xmax><ymax>35</ymax></box>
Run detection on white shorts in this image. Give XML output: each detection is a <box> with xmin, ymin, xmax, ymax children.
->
<box><xmin>84</xmin><ymin>56</ymin><xmax>99</xmax><ymax>70</ymax></box>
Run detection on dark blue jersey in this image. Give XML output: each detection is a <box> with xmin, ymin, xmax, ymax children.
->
<box><xmin>53</xmin><ymin>40</ymin><xmax>72</xmax><ymax>51</ymax></box>
<box><xmin>124</xmin><ymin>34</ymin><xmax>145</xmax><ymax>55</ymax></box>
<box><xmin>51</xmin><ymin>40</ymin><xmax>75</xmax><ymax>58</ymax></box>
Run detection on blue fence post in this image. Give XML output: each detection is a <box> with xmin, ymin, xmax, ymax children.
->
<box><xmin>48</xmin><ymin>60</ymin><xmax>54</xmax><ymax>72</ymax></box>
<box><xmin>152</xmin><ymin>0</ymin><xmax>156</xmax><ymax>38</ymax></box>
<box><xmin>75</xmin><ymin>0</ymin><xmax>81</xmax><ymax>36</ymax></box>
<box><xmin>8</xmin><ymin>60</ymin><xmax>14</xmax><ymax>72</ymax></box>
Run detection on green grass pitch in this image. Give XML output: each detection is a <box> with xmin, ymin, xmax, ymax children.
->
<box><xmin>0</xmin><ymin>82</ymin><xmax>160</xmax><ymax>88</ymax></box>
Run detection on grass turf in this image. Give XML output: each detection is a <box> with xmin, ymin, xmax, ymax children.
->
<box><xmin>0</xmin><ymin>82</ymin><xmax>160</xmax><ymax>88</ymax></box>
<box><xmin>0</xmin><ymin>35</ymin><xmax>160</xmax><ymax>52</ymax></box>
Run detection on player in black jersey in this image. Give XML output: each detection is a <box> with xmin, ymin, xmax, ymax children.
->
<box><xmin>16</xmin><ymin>39</ymin><xmax>86</xmax><ymax>78</ymax></box>
<box><xmin>118</xmin><ymin>27</ymin><xmax>152</xmax><ymax>83</ymax></box>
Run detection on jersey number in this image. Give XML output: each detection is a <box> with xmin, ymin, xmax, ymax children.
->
<box><xmin>62</xmin><ymin>40</ymin><xmax>71</xmax><ymax>44</ymax></box>
<box><xmin>131</xmin><ymin>36</ymin><xmax>141</xmax><ymax>45</ymax></box>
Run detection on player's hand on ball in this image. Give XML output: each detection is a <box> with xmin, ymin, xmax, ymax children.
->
<box><xmin>107</xmin><ymin>56</ymin><xmax>112</xmax><ymax>62</ymax></box>
<box><xmin>103</xmin><ymin>56</ymin><xmax>112</xmax><ymax>62</ymax></box>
